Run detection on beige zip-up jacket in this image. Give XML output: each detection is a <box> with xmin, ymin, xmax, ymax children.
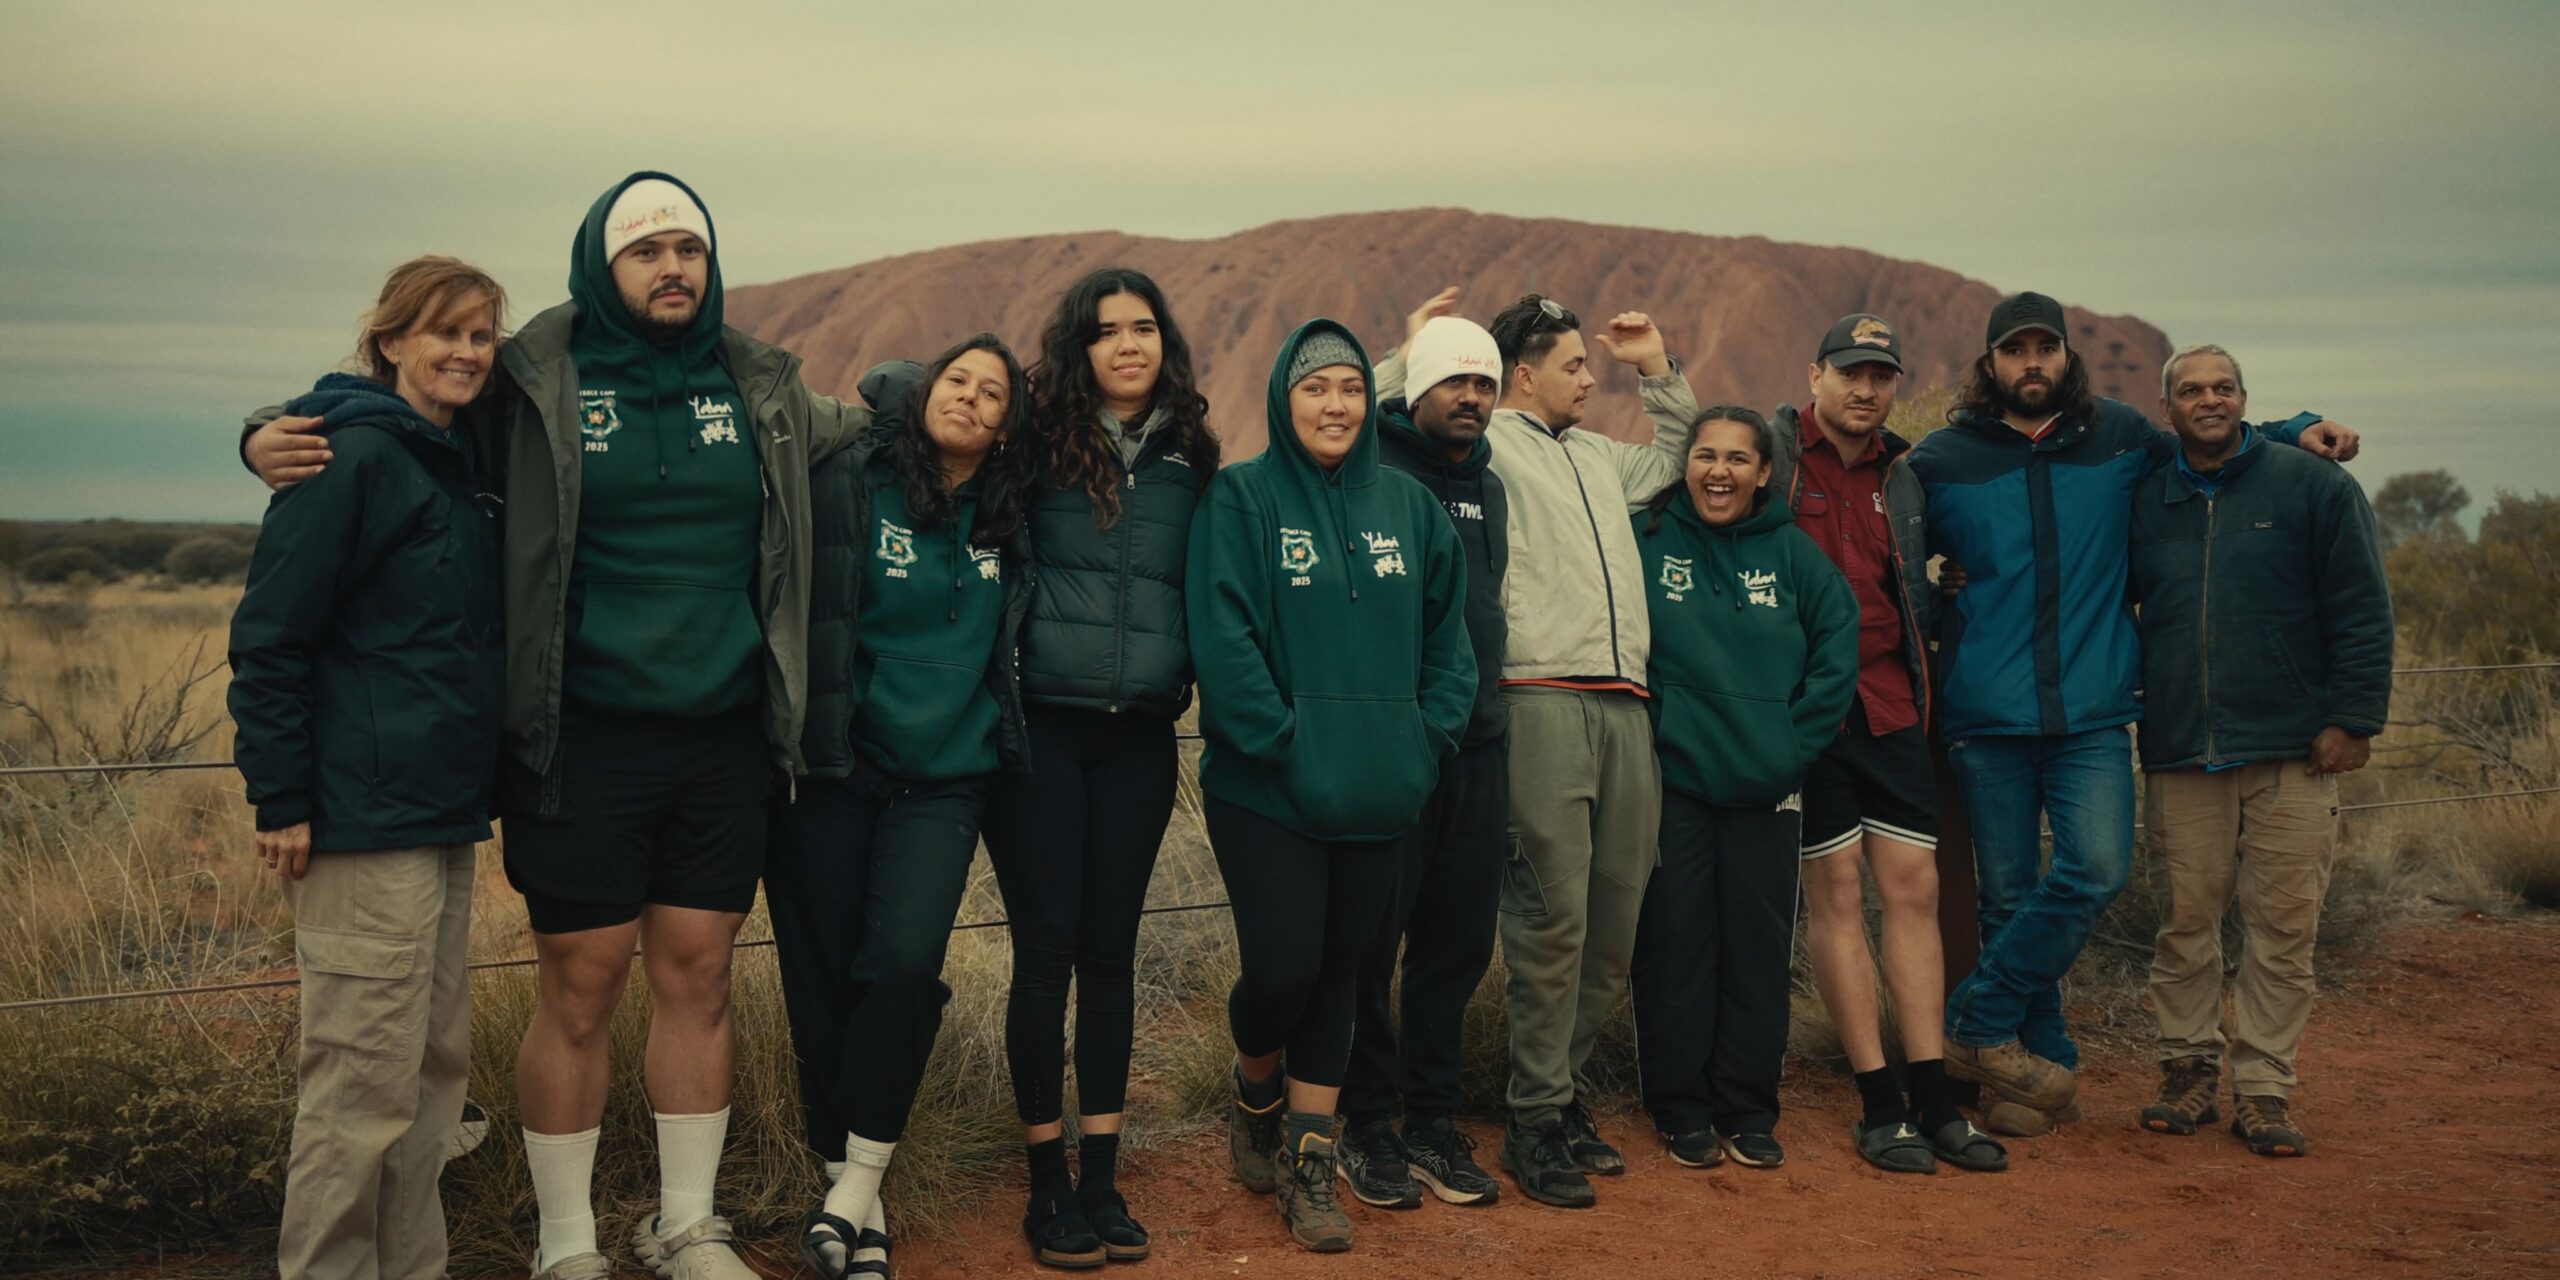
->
<box><xmin>1379</xmin><ymin>352</ymin><xmax>1700</xmax><ymax>687</ymax></box>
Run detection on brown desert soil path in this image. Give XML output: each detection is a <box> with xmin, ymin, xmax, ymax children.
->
<box><xmin>871</xmin><ymin>915</ymin><xmax>2558</xmax><ymax>1280</ymax></box>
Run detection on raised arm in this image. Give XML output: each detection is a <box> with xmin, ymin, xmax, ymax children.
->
<box><xmin>1590</xmin><ymin>312</ymin><xmax>1697</xmax><ymax>509</ymax></box>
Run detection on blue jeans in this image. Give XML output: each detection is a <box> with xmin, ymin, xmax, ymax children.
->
<box><xmin>1943</xmin><ymin>727</ymin><xmax>2136</xmax><ymax>1070</ymax></box>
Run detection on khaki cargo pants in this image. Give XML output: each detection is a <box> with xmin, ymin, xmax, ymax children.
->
<box><xmin>2144</xmin><ymin>764</ymin><xmax>2339</xmax><ymax>1098</ymax></box>
<box><xmin>279</xmin><ymin>844</ymin><xmax>474</xmax><ymax>1280</ymax></box>
<box><xmin>1497</xmin><ymin>686</ymin><xmax>1662</xmax><ymax>1122</ymax></box>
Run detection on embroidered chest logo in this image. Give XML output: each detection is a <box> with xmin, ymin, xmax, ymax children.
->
<box><xmin>578</xmin><ymin>390</ymin><xmax>621</xmax><ymax>452</ymax></box>
<box><xmin>691</xmin><ymin>395</ymin><xmax>741</xmax><ymax>445</ymax></box>
<box><xmin>969</xmin><ymin>545</ymin><xmax>1001</xmax><ymax>581</ymax></box>
<box><xmin>1278</xmin><ymin>527</ymin><xmax>1320</xmax><ymax>586</ymax></box>
<box><xmin>1659</xmin><ymin>555</ymin><xmax>1694</xmax><ymax>601</ymax></box>
<box><xmin>1163</xmin><ymin>452</ymin><xmax>1190</xmax><ymax>469</ymax></box>
<box><xmin>1872</xmin><ymin>491</ymin><xmax>1885</xmax><ymax>514</ymax></box>
<box><xmin>1445</xmin><ymin>499</ymin><xmax>1483</xmax><ymax>522</ymax></box>
<box><xmin>1362</xmin><ymin>531</ymin><xmax>1407</xmax><ymax>578</ymax></box>
<box><xmin>1738</xmin><ymin>568</ymin><xmax>1780</xmax><ymax>609</ymax></box>
<box><xmin>875</xmin><ymin>519</ymin><xmax>918</xmax><ymax>577</ymax></box>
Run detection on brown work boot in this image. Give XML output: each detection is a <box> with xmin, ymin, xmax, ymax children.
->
<box><xmin>2230</xmin><ymin>1093</ymin><xmax>2307</xmax><ymax>1158</ymax></box>
<box><xmin>2140</xmin><ymin>1057</ymin><xmax>2223</xmax><ymax>1136</ymax></box>
<box><xmin>1946</xmin><ymin>1040</ymin><xmax>2076</xmax><ymax>1111</ymax></box>
<box><xmin>1979</xmin><ymin>1093</ymin><xmax>2083</xmax><ymax>1138</ymax></box>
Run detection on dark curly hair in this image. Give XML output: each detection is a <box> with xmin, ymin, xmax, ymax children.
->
<box><xmin>1950</xmin><ymin>343</ymin><xmax>2095</xmax><ymax>427</ymax></box>
<box><xmin>1642</xmin><ymin>405</ymin><xmax>1773</xmax><ymax>534</ymax></box>
<box><xmin>1486</xmin><ymin>294</ymin><xmax>1580</xmax><ymax>390</ymax></box>
<box><xmin>896</xmin><ymin>332</ymin><xmax>1037</xmax><ymax>548</ymax></box>
<box><xmin>1026</xmin><ymin>267</ymin><xmax>1217</xmax><ymax>528</ymax></box>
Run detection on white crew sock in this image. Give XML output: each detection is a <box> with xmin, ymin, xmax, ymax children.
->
<box><xmin>824</xmin><ymin>1135</ymin><xmax>895</xmax><ymax>1235</ymax></box>
<box><xmin>653</xmin><ymin>1108</ymin><xmax>730</xmax><ymax>1235</ymax></box>
<box><xmin>523</xmin><ymin>1127</ymin><xmax>600</xmax><ymax>1271</ymax></box>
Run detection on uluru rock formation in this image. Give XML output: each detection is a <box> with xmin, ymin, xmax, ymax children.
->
<box><xmin>728</xmin><ymin>208</ymin><xmax>2171</xmax><ymax>458</ymax></box>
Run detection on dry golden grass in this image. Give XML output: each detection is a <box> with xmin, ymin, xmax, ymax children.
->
<box><xmin>1</xmin><ymin>576</ymin><xmax>2553</xmax><ymax>1270</ymax></box>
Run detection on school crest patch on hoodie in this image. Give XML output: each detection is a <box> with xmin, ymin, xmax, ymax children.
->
<box><xmin>1279</xmin><ymin>527</ymin><xmax>1319</xmax><ymax>585</ymax></box>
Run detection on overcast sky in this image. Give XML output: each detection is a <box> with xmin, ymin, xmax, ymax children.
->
<box><xmin>3</xmin><ymin>0</ymin><xmax>2554</xmax><ymax>522</ymax></box>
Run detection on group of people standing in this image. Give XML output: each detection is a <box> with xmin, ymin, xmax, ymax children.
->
<box><xmin>225</xmin><ymin>169</ymin><xmax>2395</xmax><ymax>1280</ymax></box>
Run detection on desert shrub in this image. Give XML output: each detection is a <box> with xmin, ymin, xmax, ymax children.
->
<box><xmin>17</xmin><ymin>546</ymin><xmax>119</xmax><ymax>586</ymax></box>
<box><xmin>164</xmin><ymin>536</ymin><xmax>254</xmax><ymax>585</ymax></box>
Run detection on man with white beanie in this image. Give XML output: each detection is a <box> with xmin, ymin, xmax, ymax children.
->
<box><xmin>1335</xmin><ymin>309</ymin><xmax>1512</xmax><ymax>1212</ymax></box>
<box><xmin>241</xmin><ymin>172</ymin><xmax>879</xmax><ymax>1280</ymax></box>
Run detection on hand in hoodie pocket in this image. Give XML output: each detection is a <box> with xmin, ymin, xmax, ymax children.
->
<box><xmin>1277</xmin><ymin>691</ymin><xmax>1435</xmax><ymax>840</ymax></box>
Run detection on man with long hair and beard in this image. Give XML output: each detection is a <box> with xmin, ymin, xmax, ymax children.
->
<box><xmin>1907</xmin><ymin>292</ymin><xmax>2359</xmax><ymax>1139</ymax></box>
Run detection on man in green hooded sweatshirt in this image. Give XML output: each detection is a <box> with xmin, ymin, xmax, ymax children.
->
<box><xmin>241</xmin><ymin>173</ymin><xmax>873</xmax><ymax>1280</ymax></box>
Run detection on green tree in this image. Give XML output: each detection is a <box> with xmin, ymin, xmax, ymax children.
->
<box><xmin>2371</xmin><ymin>469</ymin><xmax>2471</xmax><ymax>549</ymax></box>
<box><xmin>163</xmin><ymin>536</ymin><xmax>254</xmax><ymax>584</ymax></box>
<box><xmin>18</xmin><ymin>545</ymin><xmax>120</xmax><ymax>584</ymax></box>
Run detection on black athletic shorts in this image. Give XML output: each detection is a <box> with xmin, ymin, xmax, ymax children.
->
<box><xmin>499</xmin><ymin>703</ymin><xmax>774</xmax><ymax>934</ymax></box>
<box><xmin>1799</xmin><ymin>699</ymin><xmax>1939</xmax><ymax>858</ymax></box>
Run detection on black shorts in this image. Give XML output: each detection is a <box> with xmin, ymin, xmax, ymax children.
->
<box><xmin>1799</xmin><ymin>700</ymin><xmax>1938</xmax><ymax>858</ymax></box>
<box><xmin>499</xmin><ymin>704</ymin><xmax>774</xmax><ymax>934</ymax></box>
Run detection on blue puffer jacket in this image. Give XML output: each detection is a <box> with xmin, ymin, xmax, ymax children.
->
<box><xmin>1906</xmin><ymin>398</ymin><xmax>2316</xmax><ymax>740</ymax></box>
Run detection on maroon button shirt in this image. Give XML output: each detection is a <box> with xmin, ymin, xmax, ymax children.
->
<box><xmin>1791</xmin><ymin>406</ymin><xmax>1918</xmax><ymax>736</ymax></box>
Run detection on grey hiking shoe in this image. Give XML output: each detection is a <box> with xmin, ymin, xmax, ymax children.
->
<box><xmin>2142</xmin><ymin>1056</ymin><xmax>2223</xmax><ymax>1136</ymax></box>
<box><xmin>1275</xmin><ymin>1133</ymin><xmax>1354</xmax><ymax>1252</ymax></box>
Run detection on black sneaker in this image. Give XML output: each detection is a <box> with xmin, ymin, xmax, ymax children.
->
<box><xmin>1500</xmin><ymin>1119</ymin><xmax>1596</xmax><ymax>1209</ymax></box>
<box><xmin>1338</xmin><ymin>1119</ymin><xmax>1422</xmax><ymax>1209</ymax></box>
<box><xmin>1402</xmin><ymin>1116</ymin><xmax>1499</xmax><ymax>1206</ymax></box>
<box><xmin>1562</xmin><ymin>1101</ymin><xmax>1627</xmax><ymax>1176</ymax></box>
<box><xmin>1716</xmin><ymin>1129</ymin><xmax>1786</xmax><ymax>1168</ymax></box>
<box><xmin>1658</xmin><ymin>1128</ymin><xmax>1724</xmax><ymax>1169</ymax></box>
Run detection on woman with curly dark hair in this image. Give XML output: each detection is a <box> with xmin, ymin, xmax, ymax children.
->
<box><xmin>979</xmin><ymin>267</ymin><xmax>1219</xmax><ymax>1267</ymax></box>
<box><xmin>767</xmin><ymin>333</ymin><xmax>1041</xmax><ymax>1279</ymax></box>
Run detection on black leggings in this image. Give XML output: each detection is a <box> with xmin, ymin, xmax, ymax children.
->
<box><xmin>766</xmin><ymin>764</ymin><xmax>992</xmax><ymax>1152</ymax></box>
<box><xmin>1203</xmin><ymin>795</ymin><xmax>1401</xmax><ymax>1089</ymax></box>
<box><xmin>980</xmin><ymin>707</ymin><xmax>1177</xmax><ymax>1125</ymax></box>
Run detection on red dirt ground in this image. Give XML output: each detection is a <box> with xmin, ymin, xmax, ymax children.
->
<box><xmin>874</xmin><ymin>915</ymin><xmax>2559</xmax><ymax>1280</ymax></box>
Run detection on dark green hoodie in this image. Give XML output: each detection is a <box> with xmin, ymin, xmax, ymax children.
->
<box><xmin>1633</xmin><ymin>485</ymin><xmax>1860</xmax><ymax>808</ymax></box>
<box><xmin>560</xmin><ymin>171</ymin><xmax>765</xmax><ymax>718</ymax></box>
<box><xmin>1185</xmin><ymin>320</ymin><xmax>1476</xmax><ymax>842</ymax></box>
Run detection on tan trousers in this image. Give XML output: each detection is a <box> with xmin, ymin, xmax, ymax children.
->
<box><xmin>2144</xmin><ymin>764</ymin><xmax>2338</xmax><ymax>1098</ymax></box>
<box><xmin>278</xmin><ymin>844</ymin><xmax>475</xmax><ymax>1280</ymax></box>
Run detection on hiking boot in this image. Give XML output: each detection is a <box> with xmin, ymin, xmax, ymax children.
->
<box><xmin>632</xmin><ymin>1214</ymin><xmax>757</xmax><ymax>1280</ymax></box>
<box><xmin>1561</xmin><ymin>1101</ymin><xmax>1627</xmax><ymax>1175</ymax></box>
<box><xmin>1274</xmin><ymin>1134</ymin><xmax>1354</xmax><ymax>1252</ymax></box>
<box><xmin>2141</xmin><ymin>1056</ymin><xmax>2223</xmax><ymax>1136</ymax></box>
<box><xmin>1978</xmin><ymin>1098</ymin><xmax>2055</xmax><ymax>1138</ymax></box>
<box><xmin>1403</xmin><ymin>1116</ymin><xmax>1499</xmax><ymax>1206</ymax></box>
<box><xmin>2230</xmin><ymin>1094</ymin><xmax>2307</xmax><ymax>1158</ymax></box>
<box><xmin>1230</xmin><ymin>1074</ymin><xmax>1284</xmax><ymax>1194</ymax></box>
<box><xmin>1715</xmin><ymin>1130</ymin><xmax>1786</xmax><ymax>1169</ymax></box>
<box><xmin>1338</xmin><ymin>1118</ymin><xmax>1422</xmax><ymax>1209</ymax></box>
<box><xmin>1658</xmin><ymin>1128</ymin><xmax>1724</xmax><ymax>1169</ymax></box>
<box><xmin>1946</xmin><ymin>1040</ymin><xmax>2076</xmax><ymax>1111</ymax></box>
<box><xmin>1500</xmin><ymin>1118</ymin><xmax>1596</xmax><ymax>1209</ymax></box>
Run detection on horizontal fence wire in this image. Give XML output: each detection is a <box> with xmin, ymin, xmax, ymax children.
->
<box><xmin>3</xmin><ymin>784</ymin><xmax>2552</xmax><ymax>1016</ymax></box>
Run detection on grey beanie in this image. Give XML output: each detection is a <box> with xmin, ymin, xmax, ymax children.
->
<box><xmin>1285</xmin><ymin>331</ymin><xmax>1363</xmax><ymax>387</ymax></box>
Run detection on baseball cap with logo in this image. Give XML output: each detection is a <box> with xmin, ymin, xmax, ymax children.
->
<box><xmin>1985</xmin><ymin>291</ymin><xmax>2069</xmax><ymax>350</ymax></box>
<box><xmin>1816</xmin><ymin>313</ymin><xmax>1903</xmax><ymax>373</ymax></box>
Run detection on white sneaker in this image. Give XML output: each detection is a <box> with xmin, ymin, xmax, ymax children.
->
<box><xmin>632</xmin><ymin>1213</ymin><xmax>758</xmax><ymax>1280</ymax></box>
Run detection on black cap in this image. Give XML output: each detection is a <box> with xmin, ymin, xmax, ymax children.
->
<box><xmin>1816</xmin><ymin>313</ymin><xmax>1903</xmax><ymax>372</ymax></box>
<box><xmin>1985</xmin><ymin>291</ymin><xmax>2068</xmax><ymax>350</ymax></box>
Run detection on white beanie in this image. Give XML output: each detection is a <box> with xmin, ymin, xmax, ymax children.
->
<box><xmin>1405</xmin><ymin>316</ymin><xmax>1503</xmax><ymax>403</ymax></box>
<box><xmin>602</xmin><ymin>178</ymin><xmax>713</xmax><ymax>262</ymax></box>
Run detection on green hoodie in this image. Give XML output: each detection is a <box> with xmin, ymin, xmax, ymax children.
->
<box><xmin>850</xmin><ymin>467</ymin><xmax>1007</xmax><ymax>781</ymax></box>
<box><xmin>1633</xmin><ymin>486</ymin><xmax>1860</xmax><ymax>807</ymax></box>
<box><xmin>559</xmin><ymin>172</ymin><xmax>766</xmax><ymax>718</ymax></box>
<box><xmin>1185</xmin><ymin>320</ymin><xmax>1476</xmax><ymax>842</ymax></box>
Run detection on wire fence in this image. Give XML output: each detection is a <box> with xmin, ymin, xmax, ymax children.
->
<box><xmin>2</xmin><ymin>662</ymin><xmax>2555</xmax><ymax>1015</ymax></box>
